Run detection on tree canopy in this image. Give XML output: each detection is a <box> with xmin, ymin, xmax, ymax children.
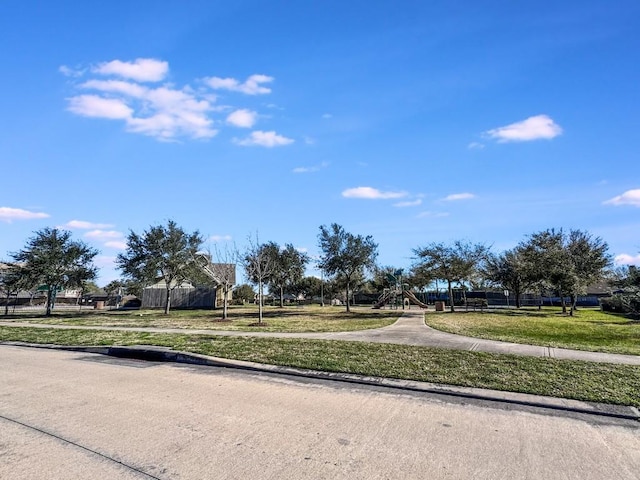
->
<box><xmin>412</xmin><ymin>240</ymin><xmax>489</xmax><ymax>312</ymax></box>
<box><xmin>9</xmin><ymin>228</ymin><xmax>98</xmax><ymax>316</ymax></box>
<box><xmin>267</xmin><ymin>243</ymin><xmax>309</xmax><ymax>307</ymax></box>
<box><xmin>318</xmin><ymin>223</ymin><xmax>378</xmax><ymax>312</ymax></box>
<box><xmin>116</xmin><ymin>220</ymin><xmax>203</xmax><ymax>314</ymax></box>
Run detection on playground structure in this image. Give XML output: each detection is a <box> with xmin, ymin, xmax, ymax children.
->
<box><xmin>373</xmin><ymin>270</ymin><xmax>429</xmax><ymax>309</ymax></box>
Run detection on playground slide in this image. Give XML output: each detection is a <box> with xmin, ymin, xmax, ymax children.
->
<box><xmin>403</xmin><ymin>290</ymin><xmax>429</xmax><ymax>309</ymax></box>
<box><xmin>373</xmin><ymin>290</ymin><xmax>392</xmax><ymax>309</ymax></box>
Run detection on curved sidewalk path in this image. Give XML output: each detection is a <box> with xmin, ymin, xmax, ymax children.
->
<box><xmin>1</xmin><ymin>310</ymin><xmax>639</xmax><ymax>365</ymax></box>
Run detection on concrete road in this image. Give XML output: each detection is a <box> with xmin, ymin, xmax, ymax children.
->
<box><xmin>1</xmin><ymin>346</ymin><xmax>639</xmax><ymax>480</ymax></box>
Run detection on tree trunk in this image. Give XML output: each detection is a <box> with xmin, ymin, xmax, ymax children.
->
<box><xmin>448</xmin><ymin>280</ymin><xmax>455</xmax><ymax>312</ymax></box>
<box><xmin>570</xmin><ymin>294</ymin><xmax>578</xmax><ymax>316</ymax></box>
<box><xmin>222</xmin><ymin>284</ymin><xmax>229</xmax><ymax>320</ymax></box>
<box><xmin>515</xmin><ymin>286</ymin><xmax>522</xmax><ymax>309</ymax></box>
<box><xmin>560</xmin><ymin>288</ymin><xmax>567</xmax><ymax>314</ymax></box>
<box><xmin>164</xmin><ymin>286</ymin><xmax>171</xmax><ymax>315</ymax></box>
<box><xmin>46</xmin><ymin>288</ymin><xmax>53</xmax><ymax>316</ymax></box>
<box><xmin>4</xmin><ymin>291</ymin><xmax>9</xmax><ymax>316</ymax></box>
<box><xmin>346</xmin><ymin>280</ymin><xmax>351</xmax><ymax>313</ymax></box>
<box><xmin>258</xmin><ymin>281</ymin><xmax>264</xmax><ymax>324</ymax></box>
<box><xmin>279</xmin><ymin>286</ymin><xmax>284</xmax><ymax>308</ymax></box>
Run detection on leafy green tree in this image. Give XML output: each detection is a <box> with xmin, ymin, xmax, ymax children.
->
<box><xmin>565</xmin><ymin>230</ymin><xmax>611</xmax><ymax>313</ymax></box>
<box><xmin>318</xmin><ymin>224</ymin><xmax>378</xmax><ymax>313</ymax></box>
<box><xmin>484</xmin><ymin>248</ymin><xmax>533</xmax><ymax>308</ymax></box>
<box><xmin>1</xmin><ymin>263</ymin><xmax>23</xmax><ymax>315</ymax></box>
<box><xmin>233</xmin><ymin>283</ymin><xmax>256</xmax><ymax>304</ymax></box>
<box><xmin>116</xmin><ymin>220</ymin><xmax>203</xmax><ymax>314</ymax></box>
<box><xmin>9</xmin><ymin>228</ymin><xmax>98</xmax><ymax>316</ymax></box>
<box><xmin>289</xmin><ymin>276</ymin><xmax>323</xmax><ymax>300</ymax></box>
<box><xmin>267</xmin><ymin>244</ymin><xmax>309</xmax><ymax>307</ymax></box>
<box><xmin>412</xmin><ymin>240</ymin><xmax>489</xmax><ymax>312</ymax></box>
<box><xmin>519</xmin><ymin>229</ymin><xmax>611</xmax><ymax>315</ymax></box>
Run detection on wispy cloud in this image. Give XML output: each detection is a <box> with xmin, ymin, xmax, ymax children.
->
<box><xmin>226</xmin><ymin>109</ymin><xmax>258</xmax><ymax>128</ymax></box>
<box><xmin>614</xmin><ymin>253</ymin><xmax>640</xmax><ymax>266</ymax></box>
<box><xmin>485</xmin><ymin>114</ymin><xmax>562</xmax><ymax>142</ymax></box>
<box><xmin>322</xmin><ymin>113</ymin><xmax>333</xmax><ymax>119</ymax></box>
<box><xmin>209</xmin><ymin>235</ymin><xmax>233</xmax><ymax>243</ymax></box>
<box><xmin>292</xmin><ymin>162</ymin><xmax>328</xmax><ymax>174</ymax></box>
<box><xmin>0</xmin><ymin>207</ymin><xmax>49</xmax><ymax>223</ymax></box>
<box><xmin>68</xmin><ymin>95</ymin><xmax>133</xmax><ymax>119</ymax></box>
<box><xmin>393</xmin><ymin>199</ymin><xmax>423</xmax><ymax>208</ymax></box>
<box><xmin>467</xmin><ymin>142</ymin><xmax>485</xmax><ymax>150</ymax></box>
<box><xmin>604</xmin><ymin>189</ymin><xmax>640</xmax><ymax>207</ymax></box>
<box><xmin>235</xmin><ymin>130</ymin><xmax>294</xmax><ymax>147</ymax></box>
<box><xmin>342</xmin><ymin>187</ymin><xmax>407</xmax><ymax>200</ymax></box>
<box><xmin>104</xmin><ymin>240</ymin><xmax>127</xmax><ymax>250</ymax></box>
<box><xmin>417</xmin><ymin>211</ymin><xmax>449</xmax><ymax>218</ymax></box>
<box><xmin>442</xmin><ymin>192</ymin><xmax>476</xmax><ymax>201</ymax></box>
<box><xmin>204</xmin><ymin>74</ymin><xmax>273</xmax><ymax>95</ymax></box>
<box><xmin>84</xmin><ymin>230</ymin><xmax>124</xmax><ymax>241</ymax></box>
<box><xmin>61</xmin><ymin>220</ymin><xmax>114</xmax><ymax>230</ymax></box>
<box><xmin>92</xmin><ymin>58</ymin><xmax>168</xmax><ymax>82</ymax></box>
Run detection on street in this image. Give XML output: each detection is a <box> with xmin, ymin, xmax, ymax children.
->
<box><xmin>1</xmin><ymin>345</ymin><xmax>638</xmax><ymax>479</ymax></box>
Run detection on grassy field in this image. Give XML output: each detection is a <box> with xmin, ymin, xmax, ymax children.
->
<box><xmin>0</xmin><ymin>305</ymin><xmax>398</xmax><ymax>333</ymax></box>
<box><xmin>425</xmin><ymin>307</ymin><xmax>640</xmax><ymax>356</ymax></box>
<box><xmin>1</xmin><ymin>325</ymin><xmax>638</xmax><ymax>407</ymax></box>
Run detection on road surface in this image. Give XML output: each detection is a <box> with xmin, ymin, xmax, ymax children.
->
<box><xmin>1</xmin><ymin>346</ymin><xmax>638</xmax><ymax>479</ymax></box>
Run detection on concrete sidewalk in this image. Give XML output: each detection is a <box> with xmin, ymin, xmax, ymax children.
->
<box><xmin>1</xmin><ymin>310</ymin><xmax>639</xmax><ymax>365</ymax></box>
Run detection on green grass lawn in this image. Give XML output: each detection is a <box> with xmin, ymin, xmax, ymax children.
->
<box><xmin>0</xmin><ymin>305</ymin><xmax>398</xmax><ymax>333</ymax></box>
<box><xmin>424</xmin><ymin>307</ymin><xmax>640</xmax><ymax>355</ymax></box>
<box><xmin>1</xmin><ymin>326</ymin><xmax>638</xmax><ymax>407</ymax></box>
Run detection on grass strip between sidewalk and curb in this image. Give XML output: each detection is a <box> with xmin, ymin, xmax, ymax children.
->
<box><xmin>1</xmin><ymin>326</ymin><xmax>639</xmax><ymax>408</ymax></box>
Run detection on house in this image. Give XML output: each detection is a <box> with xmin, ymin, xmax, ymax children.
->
<box><xmin>141</xmin><ymin>262</ymin><xmax>236</xmax><ymax>309</ymax></box>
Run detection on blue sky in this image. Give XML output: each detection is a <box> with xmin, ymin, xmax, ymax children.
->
<box><xmin>1</xmin><ymin>0</ymin><xmax>639</xmax><ymax>285</ymax></box>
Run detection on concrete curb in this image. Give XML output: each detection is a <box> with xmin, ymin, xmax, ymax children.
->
<box><xmin>4</xmin><ymin>341</ymin><xmax>639</xmax><ymax>422</ymax></box>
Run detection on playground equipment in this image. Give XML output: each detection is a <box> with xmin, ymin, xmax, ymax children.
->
<box><xmin>373</xmin><ymin>270</ymin><xmax>429</xmax><ymax>309</ymax></box>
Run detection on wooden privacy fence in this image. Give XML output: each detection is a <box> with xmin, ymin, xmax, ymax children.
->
<box><xmin>141</xmin><ymin>287</ymin><xmax>216</xmax><ymax>309</ymax></box>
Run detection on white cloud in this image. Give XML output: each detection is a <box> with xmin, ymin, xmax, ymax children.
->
<box><xmin>467</xmin><ymin>142</ymin><xmax>485</xmax><ymax>150</ymax></box>
<box><xmin>81</xmin><ymin>79</ymin><xmax>147</xmax><ymax>98</ymax></box>
<box><xmin>235</xmin><ymin>130</ymin><xmax>294</xmax><ymax>147</ymax></box>
<box><xmin>204</xmin><ymin>74</ymin><xmax>273</xmax><ymax>95</ymax></box>
<box><xmin>93</xmin><ymin>58</ymin><xmax>168</xmax><ymax>82</ymax></box>
<box><xmin>67</xmin><ymin>95</ymin><xmax>133</xmax><ymax>119</ymax></box>
<box><xmin>0</xmin><ymin>207</ymin><xmax>49</xmax><ymax>222</ymax></box>
<box><xmin>485</xmin><ymin>114</ymin><xmax>562</xmax><ymax>142</ymax></box>
<box><xmin>62</xmin><ymin>220</ymin><xmax>114</xmax><ymax>230</ymax></box>
<box><xmin>417</xmin><ymin>211</ymin><xmax>449</xmax><ymax>218</ymax></box>
<box><xmin>442</xmin><ymin>192</ymin><xmax>476</xmax><ymax>201</ymax></box>
<box><xmin>59</xmin><ymin>65</ymin><xmax>84</xmax><ymax>77</ymax></box>
<box><xmin>226</xmin><ymin>109</ymin><xmax>258</xmax><ymax>128</ymax></box>
<box><xmin>64</xmin><ymin>60</ymin><xmax>288</xmax><ymax>143</ymax></box>
<box><xmin>209</xmin><ymin>235</ymin><xmax>233</xmax><ymax>243</ymax></box>
<box><xmin>84</xmin><ymin>230</ymin><xmax>124</xmax><ymax>241</ymax></box>
<box><xmin>342</xmin><ymin>187</ymin><xmax>407</xmax><ymax>200</ymax></box>
<box><xmin>393</xmin><ymin>199</ymin><xmax>423</xmax><ymax>207</ymax></box>
<box><xmin>292</xmin><ymin>162</ymin><xmax>328</xmax><ymax>174</ymax></box>
<box><xmin>603</xmin><ymin>189</ymin><xmax>640</xmax><ymax>207</ymax></box>
<box><xmin>614</xmin><ymin>254</ymin><xmax>640</xmax><ymax>266</ymax></box>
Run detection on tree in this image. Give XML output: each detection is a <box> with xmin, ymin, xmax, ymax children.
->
<box><xmin>412</xmin><ymin>240</ymin><xmax>489</xmax><ymax>312</ymax></box>
<box><xmin>318</xmin><ymin>224</ymin><xmax>378</xmax><ymax>313</ymax></box>
<box><xmin>116</xmin><ymin>220</ymin><xmax>203</xmax><ymax>315</ymax></box>
<box><xmin>233</xmin><ymin>283</ymin><xmax>256</xmax><ymax>304</ymax></box>
<box><xmin>242</xmin><ymin>235</ymin><xmax>278</xmax><ymax>324</ymax></box>
<box><xmin>289</xmin><ymin>276</ymin><xmax>323</xmax><ymax>301</ymax></box>
<box><xmin>1</xmin><ymin>264</ymin><xmax>22</xmax><ymax>315</ymax></box>
<box><xmin>484</xmin><ymin>248</ymin><xmax>533</xmax><ymax>308</ymax></box>
<box><xmin>195</xmin><ymin>242</ymin><xmax>238</xmax><ymax>320</ymax></box>
<box><xmin>9</xmin><ymin>228</ymin><xmax>98</xmax><ymax>316</ymax></box>
<box><xmin>565</xmin><ymin>230</ymin><xmax>611</xmax><ymax>314</ymax></box>
<box><xmin>519</xmin><ymin>229</ymin><xmax>611</xmax><ymax>315</ymax></box>
<box><xmin>267</xmin><ymin>243</ymin><xmax>309</xmax><ymax>307</ymax></box>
